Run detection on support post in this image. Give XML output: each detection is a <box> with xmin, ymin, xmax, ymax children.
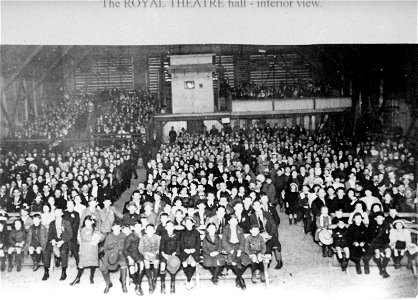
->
<box><xmin>1</xmin><ymin>92</ymin><xmax>12</xmax><ymax>126</ymax></box>
<box><xmin>33</xmin><ymin>76</ymin><xmax>38</xmax><ymax>119</ymax></box>
<box><xmin>22</xmin><ymin>79</ymin><xmax>29</xmax><ymax>121</ymax></box>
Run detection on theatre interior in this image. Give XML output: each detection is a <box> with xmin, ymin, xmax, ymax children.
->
<box><xmin>0</xmin><ymin>44</ymin><xmax>417</xmax><ymax>298</ymax></box>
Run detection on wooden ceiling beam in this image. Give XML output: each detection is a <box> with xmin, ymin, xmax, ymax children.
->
<box><xmin>61</xmin><ymin>47</ymin><xmax>94</xmax><ymax>85</ymax></box>
<box><xmin>3</xmin><ymin>45</ymin><xmax>44</xmax><ymax>92</ymax></box>
<box><xmin>23</xmin><ymin>46</ymin><xmax>74</xmax><ymax>98</ymax></box>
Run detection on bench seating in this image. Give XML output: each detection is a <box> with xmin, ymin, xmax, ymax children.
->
<box><xmin>330</xmin><ymin>212</ymin><xmax>418</xmax><ymax>273</ymax></box>
<box><xmin>3</xmin><ymin>212</ymin><xmax>273</xmax><ymax>287</ymax></box>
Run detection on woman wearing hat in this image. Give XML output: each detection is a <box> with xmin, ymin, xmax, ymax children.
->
<box><xmin>70</xmin><ymin>215</ymin><xmax>103</xmax><ymax>286</ymax></box>
<box><xmin>221</xmin><ymin>214</ymin><xmax>251</xmax><ymax>290</ymax></box>
<box><xmin>202</xmin><ymin>222</ymin><xmax>225</xmax><ymax>285</ymax></box>
<box><xmin>178</xmin><ymin>217</ymin><xmax>201</xmax><ymax>290</ymax></box>
<box><xmin>80</xmin><ymin>198</ymin><xmax>102</xmax><ymax>231</ymax></box>
<box><xmin>389</xmin><ymin>219</ymin><xmax>412</xmax><ymax>269</ymax></box>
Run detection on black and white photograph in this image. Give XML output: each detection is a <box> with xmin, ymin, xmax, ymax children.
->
<box><xmin>0</xmin><ymin>1</ymin><xmax>417</xmax><ymax>299</ymax></box>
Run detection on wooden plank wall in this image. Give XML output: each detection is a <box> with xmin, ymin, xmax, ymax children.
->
<box><xmin>74</xmin><ymin>57</ymin><xmax>133</xmax><ymax>93</ymax></box>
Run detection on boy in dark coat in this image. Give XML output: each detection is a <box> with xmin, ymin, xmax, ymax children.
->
<box><xmin>30</xmin><ymin>195</ymin><xmax>44</xmax><ymax>213</ymax></box>
<box><xmin>122</xmin><ymin>201</ymin><xmax>141</xmax><ymax>227</ymax></box>
<box><xmin>346</xmin><ymin>212</ymin><xmax>372</xmax><ymax>274</ymax></box>
<box><xmin>122</xmin><ymin>221</ymin><xmax>144</xmax><ymax>295</ymax></box>
<box><xmin>331</xmin><ymin>217</ymin><xmax>349</xmax><ymax>272</ymax></box>
<box><xmin>63</xmin><ymin>200</ymin><xmax>80</xmax><ymax>266</ymax></box>
<box><xmin>368</xmin><ymin>212</ymin><xmax>391</xmax><ymax>278</ymax></box>
<box><xmin>26</xmin><ymin>214</ymin><xmax>48</xmax><ymax>271</ymax></box>
<box><xmin>159</xmin><ymin>220</ymin><xmax>180</xmax><ymax>294</ymax></box>
<box><xmin>100</xmin><ymin>220</ymin><xmax>128</xmax><ymax>294</ymax></box>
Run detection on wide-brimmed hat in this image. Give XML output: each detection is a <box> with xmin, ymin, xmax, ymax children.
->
<box><xmin>318</xmin><ymin>229</ymin><xmax>333</xmax><ymax>245</ymax></box>
<box><xmin>392</xmin><ymin>219</ymin><xmax>406</xmax><ymax>228</ymax></box>
<box><xmin>313</xmin><ymin>177</ymin><xmax>324</xmax><ymax>186</ymax></box>
<box><xmin>401</xmin><ymin>174</ymin><xmax>412</xmax><ymax>181</ymax></box>
<box><xmin>166</xmin><ymin>255</ymin><xmax>181</xmax><ymax>274</ymax></box>
<box><xmin>407</xmin><ymin>244</ymin><xmax>418</xmax><ymax>255</ymax></box>
<box><xmin>103</xmin><ymin>249</ymin><xmax>121</xmax><ymax>271</ymax></box>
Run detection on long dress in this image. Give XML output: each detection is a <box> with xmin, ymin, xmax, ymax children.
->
<box><xmin>78</xmin><ymin>227</ymin><xmax>102</xmax><ymax>268</ymax></box>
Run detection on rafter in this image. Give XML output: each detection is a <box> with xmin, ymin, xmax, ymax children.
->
<box><xmin>1</xmin><ymin>92</ymin><xmax>11</xmax><ymax>125</ymax></box>
<box><xmin>23</xmin><ymin>46</ymin><xmax>74</xmax><ymax>98</ymax></box>
<box><xmin>62</xmin><ymin>47</ymin><xmax>94</xmax><ymax>85</ymax></box>
<box><xmin>2</xmin><ymin>45</ymin><xmax>44</xmax><ymax>92</ymax></box>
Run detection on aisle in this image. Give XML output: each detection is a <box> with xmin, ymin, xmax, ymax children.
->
<box><xmin>115</xmin><ymin>169</ymin><xmax>417</xmax><ymax>298</ymax></box>
<box><xmin>272</xmin><ymin>212</ymin><xmax>417</xmax><ymax>298</ymax></box>
<box><xmin>113</xmin><ymin>167</ymin><xmax>145</xmax><ymax>213</ymax></box>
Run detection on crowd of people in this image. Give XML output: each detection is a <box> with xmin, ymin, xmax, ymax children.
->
<box><xmin>6</xmin><ymin>93</ymin><xmax>93</xmax><ymax>140</ymax></box>
<box><xmin>226</xmin><ymin>80</ymin><xmax>336</xmax><ymax>100</ymax></box>
<box><xmin>0</xmin><ymin>117</ymin><xmax>417</xmax><ymax>295</ymax></box>
<box><xmin>93</xmin><ymin>89</ymin><xmax>157</xmax><ymax>138</ymax></box>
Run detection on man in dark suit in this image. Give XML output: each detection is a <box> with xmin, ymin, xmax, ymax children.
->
<box><xmin>42</xmin><ymin>208</ymin><xmax>73</xmax><ymax>281</ymax></box>
<box><xmin>63</xmin><ymin>201</ymin><xmax>80</xmax><ymax>266</ymax></box>
<box><xmin>0</xmin><ymin>185</ymin><xmax>8</xmax><ymax>209</ymax></box>
<box><xmin>168</xmin><ymin>126</ymin><xmax>177</xmax><ymax>144</ymax></box>
<box><xmin>21</xmin><ymin>182</ymin><xmax>36</xmax><ymax>206</ymax></box>
<box><xmin>250</xmin><ymin>200</ymin><xmax>283</xmax><ymax>271</ymax></box>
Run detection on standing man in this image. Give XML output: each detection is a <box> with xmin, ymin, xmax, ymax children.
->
<box><xmin>63</xmin><ymin>200</ymin><xmax>80</xmax><ymax>266</ymax></box>
<box><xmin>169</xmin><ymin>127</ymin><xmax>177</xmax><ymax>144</ymax></box>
